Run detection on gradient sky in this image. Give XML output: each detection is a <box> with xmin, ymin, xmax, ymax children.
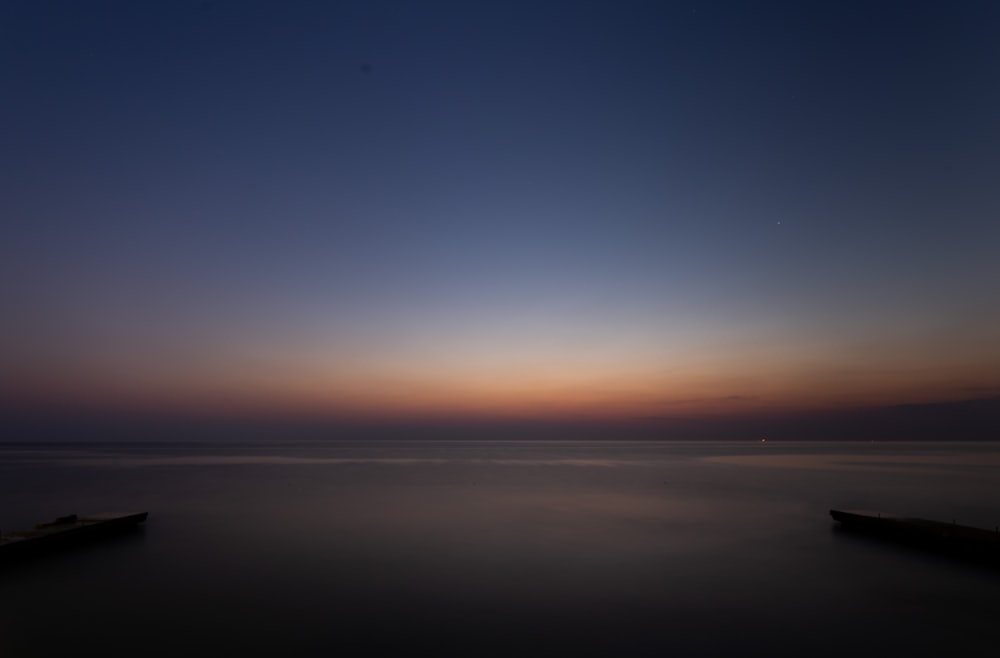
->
<box><xmin>3</xmin><ymin>1</ymin><xmax>1000</xmax><ymax>435</ymax></box>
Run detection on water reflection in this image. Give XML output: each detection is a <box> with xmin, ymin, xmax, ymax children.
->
<box><xmin>3</xmin><ymin>441</ymin><xmax>1000</xmax><ymax>657</ymax></box>
<box><xmin>707</xmin><ymin>449</ymin><xmax>1000</xmax><ymax>474</ymax></box>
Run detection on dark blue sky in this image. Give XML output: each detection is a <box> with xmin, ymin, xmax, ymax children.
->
<box><xmin>3</xmin><ymin>1</ymin><xmax>999</xmax><ymax>430</ymax></box>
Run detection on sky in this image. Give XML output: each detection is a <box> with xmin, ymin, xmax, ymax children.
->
<box><xmin>2</xmin><ymin>0</ymin><xmax>999</xmax><ymax>439</ymax></box>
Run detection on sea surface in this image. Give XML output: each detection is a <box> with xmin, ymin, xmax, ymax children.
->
<box><xmin>2</xmin><ymin>440</ymin><xmax>1000</xmax><ymax>657</ymax></box>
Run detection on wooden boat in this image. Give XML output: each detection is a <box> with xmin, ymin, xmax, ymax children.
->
<box><xmin>830</xmin><ymin>508</ymin><xmax>1000</xmax><ymax>560</ymax></box>
<box><xmin>0</xmin><ymin>512</ymin><xmax>148</xmax><ymax>559</ymax></box>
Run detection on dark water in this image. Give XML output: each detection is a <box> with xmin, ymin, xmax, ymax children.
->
<box><xmin>3</xmin><ymin>440</ymin><xmax>1000</xmax><ymax>657</ymax></box>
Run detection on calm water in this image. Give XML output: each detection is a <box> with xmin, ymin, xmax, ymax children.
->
<box><xmin>3</xmin><ymin>440</ymin><xmax>1000</xmax><ymax>657</ymax></box>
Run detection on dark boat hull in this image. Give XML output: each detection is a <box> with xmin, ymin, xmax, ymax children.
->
<box><xmin>0</xmin><ymin>512</ymin><xmax>148</xmax><ymax>560</ymax></box>
<box><xmin>830</xmin><ymin>509</ymin><xmax>1000</xmax><ymax>562</ymax></box>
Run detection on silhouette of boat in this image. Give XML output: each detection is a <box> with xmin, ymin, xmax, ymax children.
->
<box><xmin>0</xmin><ymin>512</ymin><xmax>148</xmax><ymax>559</ymax></box>
<box><xmin>830</xmin><ymin>509</ymin><xmax>1000</xmax><ymax>560</ymax></box>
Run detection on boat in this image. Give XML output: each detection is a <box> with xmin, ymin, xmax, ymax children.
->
<box><xmin>830</xmin><ymin>508</ymin><xmax>1000</xmax><ymax>561</ymax></box>
<box><xmin>0</xmin><ymin>512</ymin><xmax>148</xmax><ymax>560</ymax></box>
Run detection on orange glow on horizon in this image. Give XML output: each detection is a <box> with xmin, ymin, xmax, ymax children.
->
<box><xmin>4</xmin><ymin>347</ymin><xmax>998</xmax><ymax>424</ymax></box>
